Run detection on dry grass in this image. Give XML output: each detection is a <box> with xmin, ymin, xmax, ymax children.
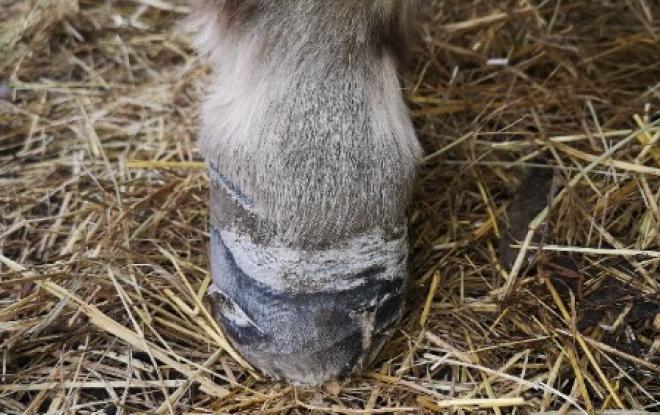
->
<box><xmin>1</xmin><ymin>0</ymin><xmax>658</xmax><ymax>414</ymax></box>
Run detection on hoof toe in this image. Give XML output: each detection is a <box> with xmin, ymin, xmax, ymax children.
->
<box><xmin>208</xmin><ymin>227</ymin><xmax>407</xmax><ymax>385</ymax></box>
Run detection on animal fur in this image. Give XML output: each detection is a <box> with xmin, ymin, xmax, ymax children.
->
<box><xmin>188</xmin><ymin>0</ymin><xmax>422</xmax><ymax>248</ymax></box>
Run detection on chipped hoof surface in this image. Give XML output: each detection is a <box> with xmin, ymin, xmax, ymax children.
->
<box><xmin>209</xmin><ymin>228</ymin><xmax>407</xmax><ymax>385</ymax></box>
<box><xmin>207</xmin><ymin>167</ymin><xmax>408</xmax><ymax>385</ymax></box>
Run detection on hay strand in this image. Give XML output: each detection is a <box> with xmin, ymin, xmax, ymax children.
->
<box><xmin>1</xmin><ymin>0</ymin><xmax>658</xmax><ymax>413</ymax></box>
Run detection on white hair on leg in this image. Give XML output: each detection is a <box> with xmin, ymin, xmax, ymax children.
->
<box><xmin>187</xmin><ymin>0</ymin><xmax>421</xmax><ymax>249</ymax></box>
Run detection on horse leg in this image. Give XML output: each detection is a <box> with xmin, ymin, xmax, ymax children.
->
<box><xmin>189</xmin><ymin>0</ymin><xmax>421</xmax><ymax>385</ymax></box>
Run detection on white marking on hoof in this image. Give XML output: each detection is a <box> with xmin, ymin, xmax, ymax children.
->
<box><xmin>208</xmin><ymin>284</ymin><xmax>262</xmax><ymax>331</ymax></box>
<box><xmin>214</xmin><ymin>227</ymin><xmax>407</xmax><ymax>294</ymax></box>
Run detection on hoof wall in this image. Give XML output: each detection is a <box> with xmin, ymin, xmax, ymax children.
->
<box><xmin>208</xmin><ymin>227</ymin><xmax>408</xmax><ymax>385</ymax></box>
<box><xmin>207</xmin><ymin>165</ymin><xmax>409</xmax><ymax>385</ymax></box>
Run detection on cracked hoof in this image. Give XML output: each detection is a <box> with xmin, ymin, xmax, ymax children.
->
<box><xmin>206</xmin><ymin>166</ymin><xmax>409</xmax><ymax>385</ymax></box>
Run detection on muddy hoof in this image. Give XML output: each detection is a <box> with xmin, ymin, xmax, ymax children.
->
<box><xmin>207</xmin><ymin>166</ymin><xmax>408</xmax><ymax>385</ymax></box>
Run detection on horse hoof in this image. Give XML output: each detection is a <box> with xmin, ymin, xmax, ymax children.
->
<box><xmin>206</xmin><ymin>167</ymin><xmax>409</xmax><ymax>385</ymax></box>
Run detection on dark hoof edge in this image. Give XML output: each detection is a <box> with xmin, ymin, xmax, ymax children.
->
<box><xmin>208</xmin><ymin>227</ymin><xmax>407</xmax><ymax>385</ymax></box>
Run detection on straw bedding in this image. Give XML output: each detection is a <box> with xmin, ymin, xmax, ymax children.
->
<box><xmin>0</xmin><ymin>0</ymin><xmax>658</xmax><ymax>413</ymax></box>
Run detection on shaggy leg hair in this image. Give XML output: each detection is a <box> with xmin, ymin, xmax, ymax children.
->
<box><xmin>188</xmin><ymin>1</ymin><xmax>422</xmax><ymax>384</ymax></box>
<box><xmin>189</xmin><ymin>0</ymin><xmax>421</xmax><ymax>248</ymax></box>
